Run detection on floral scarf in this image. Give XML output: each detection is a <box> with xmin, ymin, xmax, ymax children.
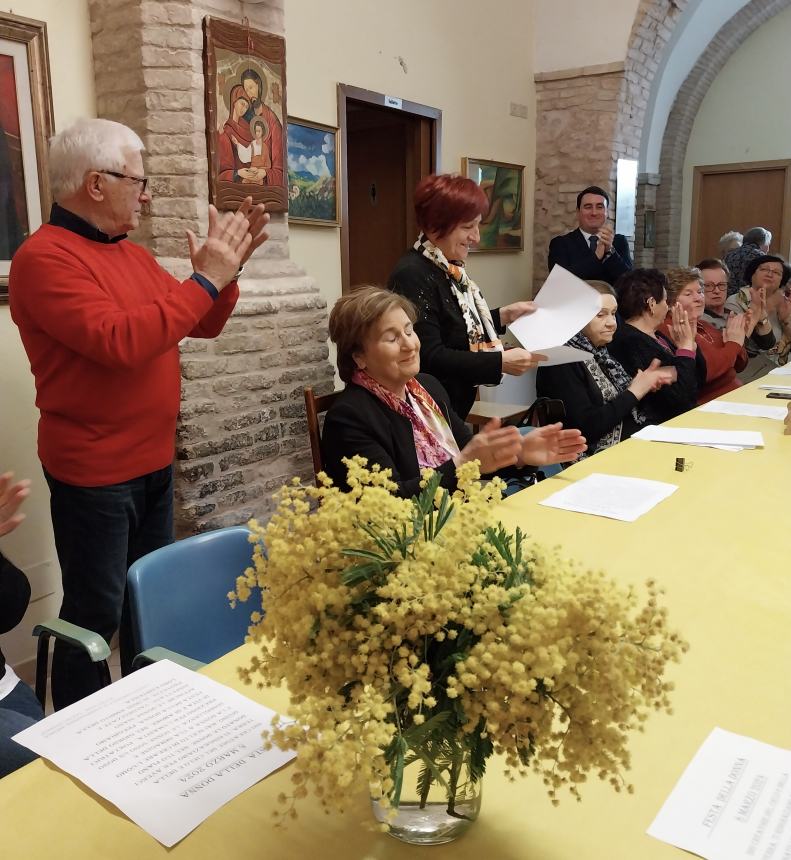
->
<box><xmin>414</xmin><ymin>233</ymin><xmax>503</xmax><ymax>352</ymax></box>
<box><xmin>352</xmin><ymin>369</ymin><xmax>457</xmax><ymax>468</ymax></box>
<box><xmin>568</xmin><ymin>332</ymin><xmax>647</xmax><ymax>454</ymax></box>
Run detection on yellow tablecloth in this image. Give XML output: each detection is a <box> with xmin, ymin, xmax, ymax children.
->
<box><xmin>1</xmin><ymin>380</ymin><xmax>789</xmax><ymax>859</ymax></box>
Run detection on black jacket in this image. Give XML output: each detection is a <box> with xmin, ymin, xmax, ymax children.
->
<box><xmin>548</xmin><ymin>229</ymin><xmax>632</xmax><ymax>286</ymax></box>
<box><xmin>321</xmin><ymin>373</ymin><xmax>472</xmax><ymax>498</ymax></box>
<box><xmin>536</xmin><ymin>359</ymin><xmax>640</xmax><ymax>453</ymax></box>
<box><xmin>608</xmin><ymin>324</ymin><xmax>706</xmax><ymax>424</ymax></box>
<box><xmin>388</xmin><ymin>250</ymin><xmax>504</xmax><ymax>419</ymax></box>
<box><xmin>0</xmin><ymin>551</ymin><xmax>31</xmax><ymax>681</ymax></box>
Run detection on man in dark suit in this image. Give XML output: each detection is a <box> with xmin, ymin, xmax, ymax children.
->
<box><xmin>548</xmin><ymin>185</ymin><xmax>632</xmax><ymax>286</ymax></box>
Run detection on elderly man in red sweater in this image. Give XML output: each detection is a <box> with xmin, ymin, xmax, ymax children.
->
<box><xmin>9</xmin><ymin>118</ymin><xmax>269</xmax><ymax>709</ymax></box>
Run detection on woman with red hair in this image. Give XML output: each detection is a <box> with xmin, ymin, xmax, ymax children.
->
<box><xmin>388</xmin><ymin>174</ymin><xmax>540</xmax><ymax>419</ymax></box>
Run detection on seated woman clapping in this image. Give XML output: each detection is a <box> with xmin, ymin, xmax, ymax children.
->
<box><xmin>537</xmin><ymin>281</ymin><xmax>674</xmax><ymax>457</ymax></box>
<box><xmin>321</xmin><ymin>287</ymin><xmax>586</xmax><ymax>497</ymax></box>
<box><xmin>608</xmin><ymin>268</ymin><xmax>706</xmax><ymax>424</ymax></box>
<box><xmin>659</xmin><ymin>267</ymin><xmax>748</xmax><ymax>404</ymax></box>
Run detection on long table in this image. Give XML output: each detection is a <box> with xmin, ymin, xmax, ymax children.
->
<box><xmin>1</xmin><ymin>378</ymin><xmax>789</xmax><ymax>858</ymax></box>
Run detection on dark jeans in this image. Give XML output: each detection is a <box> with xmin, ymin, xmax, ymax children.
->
<box><xmin>0</xmin><ymin>680</ymin><xmax>44</xmax><ymax>777</ymax></box>
<box><xmin>44</xmin><ymin>465</ymin><xmax>174</xmax><ymax>710</ymax></box>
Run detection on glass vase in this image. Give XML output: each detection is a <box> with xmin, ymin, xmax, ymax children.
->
<box><xmin>371</xmin><ymin>746</ymin><xmax>482</xmax><ymax>845</ymax></box>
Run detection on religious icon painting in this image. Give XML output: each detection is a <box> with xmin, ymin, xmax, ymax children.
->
<box><xmin>0</xmin><ymin>13</ymin><xmax>53</xmax><ymax>300</ymax></box>
<box><xmin>286</xmin><ymin>118</ymin><xmax>339</xmax><ymax>226</ymax></box>
<box><xmin>461</xmin><ymin>157</ymin><xmax>524</xmax><ymax>252</ymax></box>
<box><xmin>203</xmin><ymin>17</ymin><xmax>288</xmax><ymax>212</ymax></box>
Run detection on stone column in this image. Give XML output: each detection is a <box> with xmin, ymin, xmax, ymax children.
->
<box><xmin>88</xmin><ymin>0</ymin><xmax>334</xmax><ymax>535</ymax></box>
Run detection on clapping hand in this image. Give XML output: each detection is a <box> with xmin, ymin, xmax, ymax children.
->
<box><xmin>670</xmin><ymin>303</ymin><xmax>696</xmax><ymax>351</ymax></box>
<box><xmin>518</xmin><ymin>423</ymin><xmax>586</xmax><ymax>467</ymax></box>
<box><xmin>723</xmin><ymin>312</ymin><xmax>748</xmax><ymax>345</ymax></box>
<box><xmin>750</xmin><ymin>285</ymin><xmax>767</xmax><ymax>323</ymax></box>
<box><xmin>456</xmin><ymin>418</ymin><xmax>522</xmax><ymax>474</ymax></box>
<box><xmin>629</xmin><ymin>358</ymin><xmax>676</xmax><ymax>398</ymax></box>
<box><xmin>0</xmin><ymin>472</ymin><xmax>30</xmax><ymax>537</ymax></box>
<box><xmin>593</xmin><ymin>225</ymin><xmax>615</xmax><ymax>260</ymax></box>
<box><xmin>236</xmin><ymin>197</ymin><xmax>270</xmax><ymax>265</ymax></box>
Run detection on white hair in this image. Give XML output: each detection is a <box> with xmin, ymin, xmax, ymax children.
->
<box><xmin>718</xmin><ymin>230</ymin><xmax>743</xmax><ymax>246</ymax></box>
<box><xmin>49</xmin><ymin>118</ymin><xmax>145</xmax><ymax>200</ymax></box>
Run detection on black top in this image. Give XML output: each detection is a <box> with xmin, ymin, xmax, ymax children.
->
<box><xmin>387</xmin><ymin>250</ymin><xmax>504</xmax><ymax>419</ymax></box>
<box><xmin>536</xmin><ymin>359</ymin><xmax>640</xmax><ymax>453</ymax></box>
<box><xmin>0</xmin><ymin>551</ymin><xmax>31</xmax><ymax>681</ymax></box>
<box><xmin>321</xmin><ymin>373</ymin><xmax>473</xmax><ymax>498</ymax></box>
<box><xmin>608</xmin><ymin>323</ymin><xmax>706</xmax><ymax>423</ymax></box>
<box><xmin>547</xmin><ymin>229</ymin><xmax>632</xmax><ymax>286</ymax></box>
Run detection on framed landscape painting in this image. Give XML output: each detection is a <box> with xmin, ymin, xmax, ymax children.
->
<box><xmin>286</xmin><ymin>118</ymin><xmax>339</xmax><ymax>226</ymax></box>
<box><xmin>461</xmin><ymin>157</ymin><xmax>524</xmax><ymax>252</ymax></box>
<box><xmin>203</xmin><ymin>17</ymin><xmax>288</xmax><ymax>212</ymax></box>
<box><xmin>0</xmin><ymin>13</ymin><xmax>53</xmax><ymax>300</ymax></box>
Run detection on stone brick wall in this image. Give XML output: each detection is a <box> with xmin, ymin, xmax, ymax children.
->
<box><xmin>532</xmin><ymin>63</ymin><xmax>626</xmax><ymax>294</ymax></box>
<box><xmin>532</xmin><ymin>0</ymin><xmax>689</xmax><ymax>287</ymax></box>
<box><xmin>88</xmin><ymin>0</ymin><xmax>334</xmax><ymax>535</ymax></box>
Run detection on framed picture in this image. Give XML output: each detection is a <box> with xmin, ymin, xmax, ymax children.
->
<box><xmin>461</xmin><ymin>157</ymin><xmax>524</xmax><ymax>252</ymax></box>
<box><xmin>286</xmin><ymin>118</ymin><xmax>339</xmax><ymax>226</ymax></box>
<box><xmin>203</xmin><ymin>17</ymin><xmax>287</xmax><ymax>213</ymax></box>
<box><xmin>0</xmin><ymin>13</ymin><xmax>53</xmax><ymax>301</ymax></box>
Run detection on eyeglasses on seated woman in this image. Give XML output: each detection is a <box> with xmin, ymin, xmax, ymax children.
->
<box><xmin>320</xmin><ymin>287</ymin><xmax>586</xmax><ymax>498</ymax></box>
<box><xmin>537</xmin><ymin>280</ymin><xmax>675</xmax><ymax>457</ymax></box>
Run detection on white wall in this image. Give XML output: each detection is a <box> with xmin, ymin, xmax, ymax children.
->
<box><xmin>532</xmin><ymin>0</ymin><xmax>639</xmax><ymax>73</ymax></box>
<box><xmin>679</xmin><ymin>5</ymin><xmax>791</xmax><ymax>263</ymax></box>
<box><xmin>1</xmin><ymin>0</ymin><xmax>95</xmax><ymax>667</ymax></box>
<box><xmin>286</xmin><ymin>0</ymin><xmax>536</xmax><ymax>325</ymax></box>
<box><xmin>641</xmin><ymin>0</ymin><xmax>750</xmax><ymax>173</ymax></box>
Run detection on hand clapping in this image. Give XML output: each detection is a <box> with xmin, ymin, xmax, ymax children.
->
<box><xmin>0</xmin><ymin>472</ymin><xmax>30</xmax><ymax>537</ymax></box>
<box><xmin>186</xmin><ymin>197</ymin><xmax>270</xmax><ymax>291</ymax></box>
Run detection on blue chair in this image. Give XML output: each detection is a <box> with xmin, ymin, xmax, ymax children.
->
<box><xmin>127</xmin><ymin>526</ymin><xmax>261</xmax><ymax>669</ymax></box>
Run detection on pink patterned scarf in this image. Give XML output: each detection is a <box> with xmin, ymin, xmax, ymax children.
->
<box><xmin>352</xmin><ymin>369</ymin><xmax>454</xmax><ymax>468</ymax></box>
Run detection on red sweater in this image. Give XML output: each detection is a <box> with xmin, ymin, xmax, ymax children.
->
<box><xmin>10</xmin><ymin>223</ymin><xmax>239</xmax><ymax>485</ymax></box>
<box><xmin>659</xmin><ymin>319</ymin><xmax>747</xmax><ymax>405</ymax></box>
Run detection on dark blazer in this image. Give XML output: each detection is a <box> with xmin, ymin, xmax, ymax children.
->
<box><xmin>321</xmin><ymin>373</ymin><xmax>472</xmax><ymax>498</ymax></box>
<box><xmin>608</xmin><ymin>323</ymin><xmax>706</xmax><ymax>424</ymax></box>
<box><xmin>536</xmin><ymin>359</ymin><xmax>640</xmax><ymax>454</ymax></box>
<box><xmin>388</xmin><ymin>250</ymin><xmax>504</xmax><ymax>419</ymax></box>
<box><xmin>547</xmin><ymin>229</ymin><xmax>632</xmax><ymax>286</ymax></box>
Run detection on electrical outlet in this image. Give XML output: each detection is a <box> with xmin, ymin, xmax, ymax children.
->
<box><xmin>509</xmin><ymin>102</ymin><xmax>528</xmax><ymax>119</ymax></box>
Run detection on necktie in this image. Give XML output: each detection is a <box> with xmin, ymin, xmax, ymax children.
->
<box><xmin>589</xmin><ymin>234</ymin><xmax>598</xmax><ymax>253</ymax></box>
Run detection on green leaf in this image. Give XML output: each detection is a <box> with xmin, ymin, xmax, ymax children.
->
<box><xmin>391</xmin><ymin>736</ymin><xmax>407</xmax><ymax>808</ymax></box>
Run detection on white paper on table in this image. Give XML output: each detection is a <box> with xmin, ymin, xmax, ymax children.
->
<box><xmin>631</xmin><ymin>425</ymin><xmax>765</xmax><ymax>449</ymax></box>
<box><xmin>648</xmin><ymin>727</ymin><xmax>791</xmax><ymax>860</ymax></box>
<box><xmin>697</xmin><ymin>401</ymin><xmax>788</xmax><ymax>420</ymax></box>
<box><xmin>508</xmin><ymin>265</ymin><xmax>601</xmax><ymax>352</ymax></box>
<box><xmin>13</xmin><ymin>660</ymin><xmax>295</xmax><ymax>847</ymax></box>
<box><xmin>767</xmin><ymin>364</ymin><xmax>791</xmax><ymax>375</ymax></box>
<box><xmin>759</xmin><ymin>384</ymin><xmax>791</xmax><ymax>391</ymax></box>
<box><xmin>535</xmin><ymin>344</ymin><xmax>591</xmax><ymax>366</ymax></box>
<box><xmin>538</xmin><ymin>472</ymin><xmax>678</xmax><ymax>522</ymax></box>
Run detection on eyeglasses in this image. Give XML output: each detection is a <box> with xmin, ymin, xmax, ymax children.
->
<box><xmin>756</xmin><ymin>267</ymin><xmax>784</xmax><ymax>277</ymax></box>
<box><xmin>703</xmin><ymin>282</ymin><xmax>727</xmax><ymax>293</ymax></box>
<box><xmin>99</xmin><ymin>170</ymin><xmax>148</xmax><ymax>193</ymax></box>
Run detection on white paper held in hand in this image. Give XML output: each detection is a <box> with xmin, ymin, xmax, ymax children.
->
<box><xmin>538</xmin><ymin>473</ymin><xmax>678</xmax><ymax>522</ymax></box>
<box><xmin>508</xmin><ymin>265</ymin><xmax>601</xmax><ymax>354</ymax></box>
<box><xmin>12</xmin><ymin>660</ymin><xmax>295</xmax><ymax>847</ymax></box>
